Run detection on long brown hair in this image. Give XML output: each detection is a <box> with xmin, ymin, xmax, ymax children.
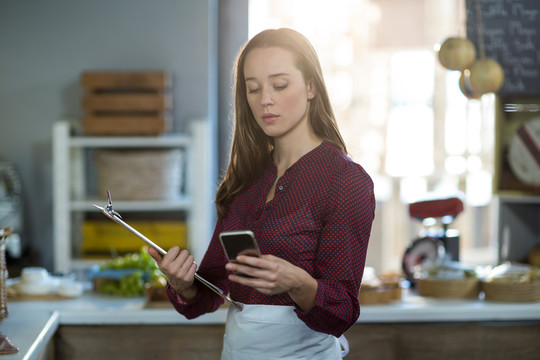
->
<box><xmin>215</xmin><ymin>28</ymin><xmax>347</xmax><ymax>221</ymax></box>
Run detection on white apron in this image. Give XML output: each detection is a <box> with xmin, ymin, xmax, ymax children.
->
<box><xmin>221</xmin><ymin>304</ymin><xmax>345</xmax><ymax>360</ymax></box>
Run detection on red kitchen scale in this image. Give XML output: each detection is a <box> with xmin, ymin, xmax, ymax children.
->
<box><xmin>402</xmin><ymin>197</ymin><xmax>464</xmax><ymax>286</ymax></box>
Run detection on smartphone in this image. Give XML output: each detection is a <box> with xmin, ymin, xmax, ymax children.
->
<box><xmin>219</xmin><ymin>230</ymin><xmax>261</xmax><ymax>261</ymax></box>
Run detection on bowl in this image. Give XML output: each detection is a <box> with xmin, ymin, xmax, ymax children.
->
<box><xmin>21</xmin><ymin>267</ymin><xmax>50</xmax><ymax>283</ymax></box>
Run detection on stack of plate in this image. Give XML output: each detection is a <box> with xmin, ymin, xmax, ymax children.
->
<box><xmin>11</xmin><ymin>267</ymin><xmax>83</xmax><ymax>298</ymax></box>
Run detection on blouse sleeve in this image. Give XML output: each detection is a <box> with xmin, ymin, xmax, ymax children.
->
<box><xmin>166</xmin><ymin>221</ymin><xmax>228</xmax><ymax>319</ymax></box>
<box><xmin>294</xmin><ymin>161</ymin><xmax>375</xmax><ymax>337</ymax></box>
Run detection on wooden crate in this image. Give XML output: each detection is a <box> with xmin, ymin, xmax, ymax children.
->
<box><xmin>81</xmin><ymin>71</ymin><xmax>172</xmax><ymax>135</ymax></box>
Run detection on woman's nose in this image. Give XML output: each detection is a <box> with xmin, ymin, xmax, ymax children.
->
<box><xmin>261</xmin><ymin>88</ymin><xmax>273</xmax><ymax>106</ymax></box>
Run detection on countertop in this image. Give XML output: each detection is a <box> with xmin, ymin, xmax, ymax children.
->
<box><xmin>2</xmin><ymin>290</ymin><xmax>540</xmax><ymax>360</ymax></box>
<box><xmin>1</xmin><ymin>310</ymin><xmax>58</xmax><ymax>360</ymax></box>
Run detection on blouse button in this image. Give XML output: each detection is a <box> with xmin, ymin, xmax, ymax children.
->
<box><xmin>278</xmin><ymin>185</ymin><xmax>284</xmax><ymax>191</ymax></box>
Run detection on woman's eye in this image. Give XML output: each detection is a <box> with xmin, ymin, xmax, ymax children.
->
<box><xmin>275</xmin><ymin>84</ymin><xmax>287</xmax><ymax>91</ymax></box>
<box><xmin>247</xmin><ymin>88</ymin><xmax>260</xmax><ymax>94</ymax></box>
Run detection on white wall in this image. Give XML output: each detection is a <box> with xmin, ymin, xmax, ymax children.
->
<box><xmin>0</xmin><ymin>0</ymin><xmax>220</xmax><ymax>269</ymax></box>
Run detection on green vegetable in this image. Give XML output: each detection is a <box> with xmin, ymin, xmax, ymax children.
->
<box><xmin>97</xmin><ymin>246</ymin><xmax>166</xmax><ymax>296</ymax></box>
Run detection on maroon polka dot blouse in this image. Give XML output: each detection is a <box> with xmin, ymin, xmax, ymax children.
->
<box><xmin>167</xmin><ymin>141</ymin><xmax>375</xmax><ymax>337</ymax></box>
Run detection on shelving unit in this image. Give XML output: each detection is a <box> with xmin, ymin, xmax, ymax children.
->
<box><xmin>494</xmin><ymin>195</ymin><xmax>540</xmax><ymax>263</ymax></box>
<box><xmin>493</xmin><ymin>95</ymin><xmax>540</xmax><ymax>264</ymax></box>
<box><xmin>52</xmin><ymin>120</ymin><xmax>215</xmax><ymax>273</ymax></box>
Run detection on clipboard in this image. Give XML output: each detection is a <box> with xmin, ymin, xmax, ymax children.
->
<box><xmin>93</xmin><ymin>191</ymin><xmax>243</xmax><ymax>311</ymax></box>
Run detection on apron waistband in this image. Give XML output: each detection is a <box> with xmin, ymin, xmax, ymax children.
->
<box><xmin>221</xmin><ymin>304</ymin><xmax>343</xmax><ymax>360</ymax></box>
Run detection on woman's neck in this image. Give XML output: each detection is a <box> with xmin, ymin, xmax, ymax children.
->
<box><xmin>272</xmin><ymin>134</ymin><xmax>322</xmax><ymax>174</ymax></box>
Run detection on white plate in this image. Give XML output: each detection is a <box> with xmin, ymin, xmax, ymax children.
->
<box><xmin>57</xmin><ymin>280</ymin><xmax>84</xmax><ymax>298</ymax></box>
<box><xmin>16</xmin><ymin>278</ymin><xmax>59</xmax><ymax>296</ymax></box>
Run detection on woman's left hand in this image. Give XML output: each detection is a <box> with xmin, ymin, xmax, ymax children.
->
<box><xmin>226</xmin><ymin>254</ymin><xmax>318</xmax><ymax>311</ymax></box>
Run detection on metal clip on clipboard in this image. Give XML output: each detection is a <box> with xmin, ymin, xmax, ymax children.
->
<box><xmin>93</xmin><ymin>191</ymin><xmax>243</xmax><ymax>311</ymax></box>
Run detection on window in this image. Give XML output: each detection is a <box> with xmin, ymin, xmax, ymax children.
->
<box><xmin>249</xmin><ymin>0</ymin><xmax>497</xmax><ymax>273</ymax></box>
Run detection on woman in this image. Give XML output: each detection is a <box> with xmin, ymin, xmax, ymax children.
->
<box><xmin>149</xmin><ymin>28</ymin><xmax>375</xmax><ymax>359</ymax></box>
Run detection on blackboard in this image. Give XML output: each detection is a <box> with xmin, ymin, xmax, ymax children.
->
<box><xmin>466</xmin><ymin>0</ymin><xmax>540</xmax><ymax>96</ymax></box>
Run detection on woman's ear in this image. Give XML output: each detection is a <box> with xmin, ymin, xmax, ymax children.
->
<box><xmin>307</xmin><ymin>80</ymin><xmax>316</xmax><ymax>100</ymax></box>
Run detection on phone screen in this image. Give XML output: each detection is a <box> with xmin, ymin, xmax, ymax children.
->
<box><xmin>219</xmin><ymin>230</ymin><xmax>260</xmax><ymax>261</ymax></box>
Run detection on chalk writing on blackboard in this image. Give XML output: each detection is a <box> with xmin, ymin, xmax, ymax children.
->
<box><xmin>466</xmin><ymin>0</ymin><xmax>540</xmax><ymax>96</ymax></box>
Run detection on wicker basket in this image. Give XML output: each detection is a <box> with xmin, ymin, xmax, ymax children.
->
<box><xmin>482</xmin><ymin>280</ymin><xmax>540</xmax><ymax>302</ymax></box>
<box><xmin>359</xmin><ymin>287</ymin><xmax>393</xmax><ymax>305</ymax></box>
<box><xmin>359</xmin><ymin>284</ymin><xmax>401</xmax><ymax>305</ymax></box>
<box><xmin>379</xmin><ymin>274</ymin><xmax>402</xmax><ymax>301</ymax></box>
<box><xmin>0</xmin><ymin>227</ymin><xmax>12</xmax><ymax>322</ymax></box>
<box><xmin>95</xmin><ymin>149</ymin><xmax>183</xmax><ymax>200</ymax></box>
<box><xmin>416</xmin><ymin>277</ymin><xmax>480</xmax><ymax>299</ymax></box>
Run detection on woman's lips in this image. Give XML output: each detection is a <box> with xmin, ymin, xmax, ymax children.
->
<box><xmin>262</xmin><ymin>113</ymin><xmax>279</xmax><ymax>123</ymax></box>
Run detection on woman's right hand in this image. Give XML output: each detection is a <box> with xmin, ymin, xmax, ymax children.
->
<box><xmin>148</xmin><ymin>246</ymin><xmax>198</xmax><ymax>302</ymax></box>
